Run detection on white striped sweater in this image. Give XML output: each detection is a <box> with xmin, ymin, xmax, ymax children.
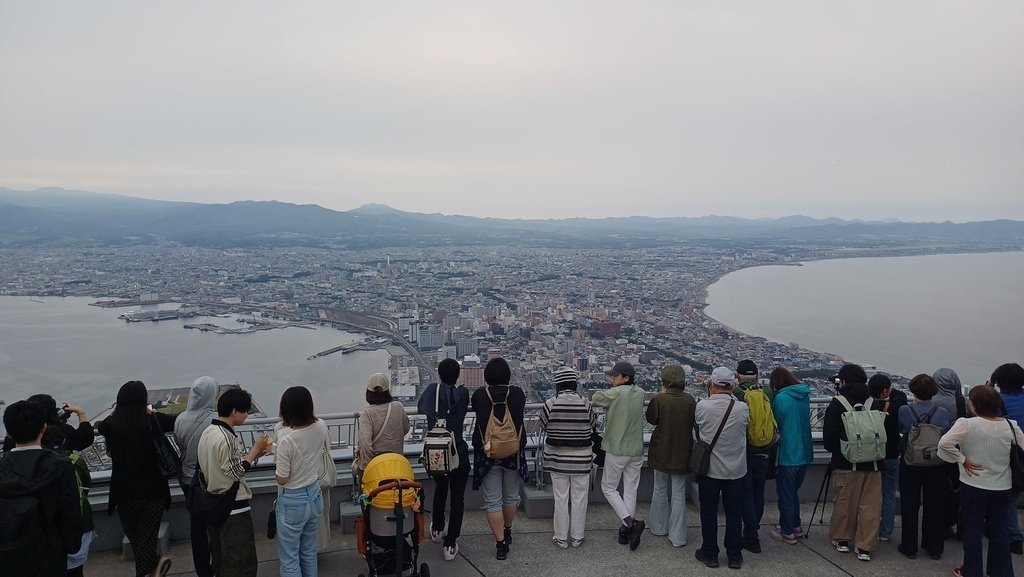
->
<box><xmin>540</xmin><ymin>391</ymin><xmax>596</xmax><ymax>475</ymax></box>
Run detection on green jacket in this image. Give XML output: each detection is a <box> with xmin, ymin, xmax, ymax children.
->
<box><xmin>645</xmin><ymin>387</ymin><xmax>697</xmax><ymax>474</ymax></box>
<box><xmin>592</xmin><ymin>385</ymin><xmax>646</xmax><ymax>457</ymax></box>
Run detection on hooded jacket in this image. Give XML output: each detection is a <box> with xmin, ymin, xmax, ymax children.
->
<box><xmin>645</xmin><ymin>386</ymin><xmax>696</xmax><ymax>474</ymax></box>
<box><xmin>773</xmin><ymin>383</ymin><xmax>814</xmax><ymax>467</ymax></box>
<box><xmin>822</xmin><ymin>382</ymin><xmax>884</xmax><ymax>471</ymax></box>
<box><xmin>0</xmin><ymin>448</ymin><xmax>83</xmax><ymax>577</ymax></box>
<box><xmin>174</xmin><ymin>376</ymin><xmax>220</xmax><ymax>484</ymax></box>
<box><xmin>933</xmin><ymin>368</ymin><xmax>969</xmax><ymax>420</ymax></box>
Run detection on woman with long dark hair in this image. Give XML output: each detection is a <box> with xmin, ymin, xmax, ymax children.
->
<box><xmin>939</xmin><ymin>384</ymin><xmax>1023</xmax><ymax>577</ymax></box>
<box><xmin>96</xmin><ymin>380</ymin><xmax>177</xmax><ymax>577</ymax></box>
<box><xmin>274</xmin><ymin>386</ymin><xmax>330</xmax><ymax>577</ymax></box>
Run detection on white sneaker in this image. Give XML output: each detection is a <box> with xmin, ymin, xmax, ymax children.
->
<box><xmin>553</xmin><ymin>538</ymin><xmax>568</xmax><ymax>549</ymax></box>
<box><xmin>443</xmin><ymin>542</ymin><xmax>459</xmax><ymax>561</ymax></box>
<box><xmin>431</xmin><ymin>529</ymin><xmax>444</xmax><ymax>543</ymax></box>
<box><xmin>155</xmin><ymin>556</ymin><xmax>172</xmax><ymax>577</ymax></box>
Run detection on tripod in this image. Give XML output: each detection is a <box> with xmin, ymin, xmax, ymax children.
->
<box><xmin>804</xmin><ymin>465</ymin><xmax>833</xmax><ymax>539</ymax></box>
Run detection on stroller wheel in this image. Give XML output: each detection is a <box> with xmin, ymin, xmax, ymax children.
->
<box><xmin>419</xmin><ymin>562</ymin><xmax>430</xmax><ymax>577</ymax></box>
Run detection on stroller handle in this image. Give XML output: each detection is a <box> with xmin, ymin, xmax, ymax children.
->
<box><xmin>367</xmin><ymin>479</ymin><xmax>423</xmax><ymax>499</ymax></box>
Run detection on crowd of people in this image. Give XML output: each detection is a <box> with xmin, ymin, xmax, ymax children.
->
<box><xmin>3</xmin><ymin>358</ymin><xmax>1023</xmax><ymax>577</ymax></box>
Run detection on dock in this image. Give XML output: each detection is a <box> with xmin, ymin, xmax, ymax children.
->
<box><xmin>307</xmin><ymin>337</ymin><xmax>390</xmax><ymax>360</ymax></box>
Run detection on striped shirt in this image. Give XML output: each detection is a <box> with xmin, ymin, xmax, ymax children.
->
<box><xmin>540</xmin><ymin>391</ymin><xmax>596</xmax><ymax>475</ymax></box>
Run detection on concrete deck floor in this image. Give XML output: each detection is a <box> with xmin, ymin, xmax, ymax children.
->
<box><xmin>87</xmin><ymin>502</ymin><xmax>1024</xmax><ymax>577</ymax></box>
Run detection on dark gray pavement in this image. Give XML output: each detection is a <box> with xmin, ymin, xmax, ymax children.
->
<box><xmin>87</xmin><ymin>502</ymin><xmax>1022</xmax><ymax>577</ymax></box>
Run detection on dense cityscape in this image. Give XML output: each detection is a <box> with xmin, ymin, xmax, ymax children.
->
<box><xmin>6</xmin><ymin>239</ymin><xmax>989</xmax><ymax>406</ymax></box>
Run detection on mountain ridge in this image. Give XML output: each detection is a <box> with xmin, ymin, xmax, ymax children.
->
<box><xmin>1</xmin><ymin>187</ymin><xmax>1022</xmax><ymax>249</ymax></box>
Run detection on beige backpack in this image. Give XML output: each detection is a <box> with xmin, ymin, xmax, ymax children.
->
<box><xmin>482</xmin><ymin>387</ymin><xmax>521</xmax><ymax>460</ymax></box>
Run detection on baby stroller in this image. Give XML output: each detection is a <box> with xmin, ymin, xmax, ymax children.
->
<box><xmin>356</xmin><ymin>453</ymin><xmax>430</xmax><ymax>577</ymax></box>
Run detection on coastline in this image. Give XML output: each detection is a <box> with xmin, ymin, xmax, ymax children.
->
<box><xmin>696</xmin><ymin>248</ymin><xmax>1024</xmax><ymax>381</ymax></box>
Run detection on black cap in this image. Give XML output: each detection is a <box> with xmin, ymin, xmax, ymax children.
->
<box><xmin>605</xmin><ymin>361</ymin><xmax>636</xmax><ymax>378</ymax></box>
<box><xmin>736</xmin><ymin>359</ymin><xmax>758</xmax><ymax>376</ymax></box>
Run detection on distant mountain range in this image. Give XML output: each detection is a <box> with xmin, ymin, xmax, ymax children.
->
<box><xmin>1</xmin><ymin>186</ymin><xmax>1022</xmax><ymax>249</ymax></box>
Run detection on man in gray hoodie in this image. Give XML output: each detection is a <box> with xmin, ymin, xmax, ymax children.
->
<box><xmin>933</xmin><ymin>367</ymin><xmax>968</xmax><ymax>540</ymax></box>
<box><xmin>174</xmin><ymin>376</ymin><xmax>220</xmax><ymax>577</ymax></box>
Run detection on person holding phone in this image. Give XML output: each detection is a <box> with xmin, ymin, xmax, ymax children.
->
<box><xmin>197</xmin><ymin>387</ymin><xmax>271</xmax><ymax>577</ymax></box>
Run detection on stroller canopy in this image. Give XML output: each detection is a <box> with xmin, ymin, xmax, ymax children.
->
<box><xmin>361</xmin><ymin>452</ymin><xmax>418</xmax><ymax>510</ymax></box>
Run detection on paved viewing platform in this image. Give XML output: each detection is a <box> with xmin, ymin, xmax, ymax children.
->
<box><xmin>86</xmin><ymin>500</ymin><xmax>1023</xmax><ymax>577</ymax></box>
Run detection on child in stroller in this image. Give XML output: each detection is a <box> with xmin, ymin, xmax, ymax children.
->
<box><xmin>356</xmin><ymin>453</ymin><xmax>430</xmax><ymax>577</ymax></box>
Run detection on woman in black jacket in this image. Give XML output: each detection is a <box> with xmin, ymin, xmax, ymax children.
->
<box><xmin>96</xmin><ymin>381</ymin><xmax>177</xmax><ymax>577</ymax></box>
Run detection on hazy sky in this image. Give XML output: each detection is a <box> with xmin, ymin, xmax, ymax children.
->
<box><xmin>2</xmin><ymin>2</ymin><xmax>1022</xmax><ymax>221</ymax></box>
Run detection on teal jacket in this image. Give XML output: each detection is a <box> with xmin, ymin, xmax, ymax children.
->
<box><xmin>772</xmin><ymin>383</ymin><xmax>813</xmax><ymax>467</ymax></box>
<box><xmin>592</xmin><ymin>385</ymin><xmax>646</xmax><ymax>457</ymax></box>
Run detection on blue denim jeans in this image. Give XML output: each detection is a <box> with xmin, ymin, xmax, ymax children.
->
<box><xmin>650</xmin><ymin>470</ymin><xmax>689</xmax><ymax>546</ymax></box>
<box><xmin>961</xmin><ymin>484</ymin><xmax>1012</xmax><ymax>577</ymax></box>
<box><xmin>741</xmin><ymin>454</ymin><xmax>769</xmax><ymax>539</ymax></box>
<box><xmin>880</xmin><ymin>458</ymin><xmax>899</xmax><ymax>539</ymax></box>
<box><xmin>698</xmin><ymin>476</ymin><xmax>744</xmax><ymax>561</ymax></box>
<box><xmin>775</xmin><ymin>465</ymin><xmax>807</xmax><ymax>535</ymax></box>
<box><xmin>276</xmin><ymin>482</ymin><xmax>323</xmax><ymax>577</ymax></box>
<box><xmin>1008</xmin><ymin>490</ymin><xmax>1023</xmax><ymax>544</ymax></box>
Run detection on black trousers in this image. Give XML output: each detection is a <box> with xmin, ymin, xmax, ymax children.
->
<box><xmin>118</xmin><ymin>498</ymin><xmax>165</xmax><ymax>577</ymax></box>
<box><xmin>431</xmin><ymin>449</ymin><xmax>470</xmax><ymax>547</ymax></box>
<box><xmin>180</xmin><ymin>483</ymin><xmax>214</xmax><ymax>577</ymax></box>
<box><xmin>899</xmin><ymin>463</ymin><xmax>947</xmax><ymax>556</ymax></box>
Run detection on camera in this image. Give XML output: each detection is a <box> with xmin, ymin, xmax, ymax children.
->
<box><xmin>58</xmin><ymin>403</ymin><xmax>74</xmax><ymax>423</ymax></box>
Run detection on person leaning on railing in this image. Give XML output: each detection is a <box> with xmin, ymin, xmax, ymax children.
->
<box><xmin>417</xmin><ymin>358</ymin><xmax>470</xmax><ymax>561</ymax></box>
<box><xmin>355</xmin><ymin>373</ymin><xmax>410</xmax><ymax>475</ymax></box>
<box><xmin>938</xmin><ymin>383</ymin><xmax>1024</xmax><ymax>577</ymax></box>
<box><xmin>273</xmin><ymin>386</ymin><xmax>330</xmax><ymax>577</ymax></box>
<box><xmin>96</xmin><ymin>381</ymin><xmax>177</xmax><ymax>577</ymax></box>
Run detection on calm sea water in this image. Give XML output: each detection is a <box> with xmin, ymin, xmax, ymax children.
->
<box><xmin>0</xmin><ymin>297</ymin><xmax>389</xmax><ymax>418</ymax></box>
<box><xmin>706</xmin><ymin>251</ymin><xmax>1024</xmax><ymax>386</ymax></box>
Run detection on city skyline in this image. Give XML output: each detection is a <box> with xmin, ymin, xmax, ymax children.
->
<box><xmin>2</xmin><ymin>2</ymin><xmax>1022</xmax><ymax>221</ymax></box>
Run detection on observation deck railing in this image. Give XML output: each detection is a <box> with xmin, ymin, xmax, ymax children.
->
<box><xmin>74</xmin><ymin>396</ymin><xmax>835</xmax><ymax>496</ymax></box>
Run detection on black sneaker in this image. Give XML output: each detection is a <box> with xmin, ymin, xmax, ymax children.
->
<box><xmin>629</xmin><ymin>520</ymin><xmax>645</xmax><ymax>551</ymax></box>
<box><xmin>695</xmin><ymin>549</ymin><xmax>720</xmax><ymax>568</ymax></box>
<box><xmin>1012</xmin><ymin>541</ymin><xmax>1023</xmax><ymax>555</ymax></box>
<box><xmin>496</xmin><ymin>540</ymin><xmax>509</xmax><ymax>561</ymax></box>
<box><xmin>742</xmin><ymin>536</ymin><xmax>761</xmax><ymax>554</ymax></box>
<box><xmin>618</xmin><ymin>524</ymin><xmax>630</xmax><ymax>545</ymax></box>
<box><xmin>504</xmin><ymin>526</ymin><xmax>512</xmax><ymax>546</ymax></box>
<box><xmin>728</xmin><ymin>556</ymin><xmax>743</xmax><ymax>570</ymax></box>
<box><xmin>897</xmin><ymin>544</ymin><xmax>917</xmax><ymax>559</ymax></box>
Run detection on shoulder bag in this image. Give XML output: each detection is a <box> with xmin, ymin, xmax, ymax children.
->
<box><xmin>1006</xmin><ymin>419</ymin><xmax>1024</xmax><ymax>492</ymax></box>
<box><xmin>689</xmin><ymin>398</ymin><xmax>735</xmax><ymax>478</ymax></box>
<box><xmin>186</xmin><ymin>466</ymin><xmax>240</xmax><ymax>526</ymax></box>
<box><xmin>150</xmin><ymin>413</ymin><xmax>182</xmax><ymax>480</ymax></box>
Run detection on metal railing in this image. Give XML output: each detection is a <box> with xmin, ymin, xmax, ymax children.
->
<box><xmin>72</xmin><ymin>396</ymin><xmax>835</xmax><ymax>495</ymax></box>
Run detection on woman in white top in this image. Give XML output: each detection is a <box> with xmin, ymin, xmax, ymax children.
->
<box><xmin>274</xmin><ymin>386</ymin><xmax>330</xmax><ymax>577</ymax></box>
<box><xmin>938</xmin><ymin>384</ymin><xmax>1024</xmax><ymax>577</ymax></box>
<box><xmin>356</xmin><ymin>373</ymin><xmax>410</xmax><ymax>472</ymax></box>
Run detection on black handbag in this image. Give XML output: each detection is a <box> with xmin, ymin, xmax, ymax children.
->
<box><xmin>186</xmin><ymin>467</ymin><xmax>240</xmax><ymax>526</ymax></box>
<box><xmin>591</xmin><ymin>429</ymin><xmax>606</xmax><ymax>467</ymax></box>
<box><xmin>1007</xmin><ymin>419</ymin><xmax>1024</xmax><ymax>492</ymax></box>
<box><xmin>150</xmin><ymin>414</ymin><xmax>182</xmax><ymax>480</ymax></box>
<box><xmin>267</xmin><ymin>503</ymin><xmax>277</xmax><ymax>539</ymax></box>
<box><xmin>690</xmin><ymin>398</ymin><xmax>735</xmax><ymax>478</ymax></box>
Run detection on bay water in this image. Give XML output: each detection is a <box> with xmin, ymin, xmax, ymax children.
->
<box><xmin>705</xmin><ymin>251</ymin><xmax>1024</xmax><ymax>386</ymax></box>
<box><xmin>0</xmin><ymin>297</ymin><xmax>389</xmax><ymax>418</ymax></box>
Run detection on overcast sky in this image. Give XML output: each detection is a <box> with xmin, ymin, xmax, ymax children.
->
<box><xmin>1</xmin><ymin>2</ymin><xmax>1022</xmax><ymax>221</ymax></box>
